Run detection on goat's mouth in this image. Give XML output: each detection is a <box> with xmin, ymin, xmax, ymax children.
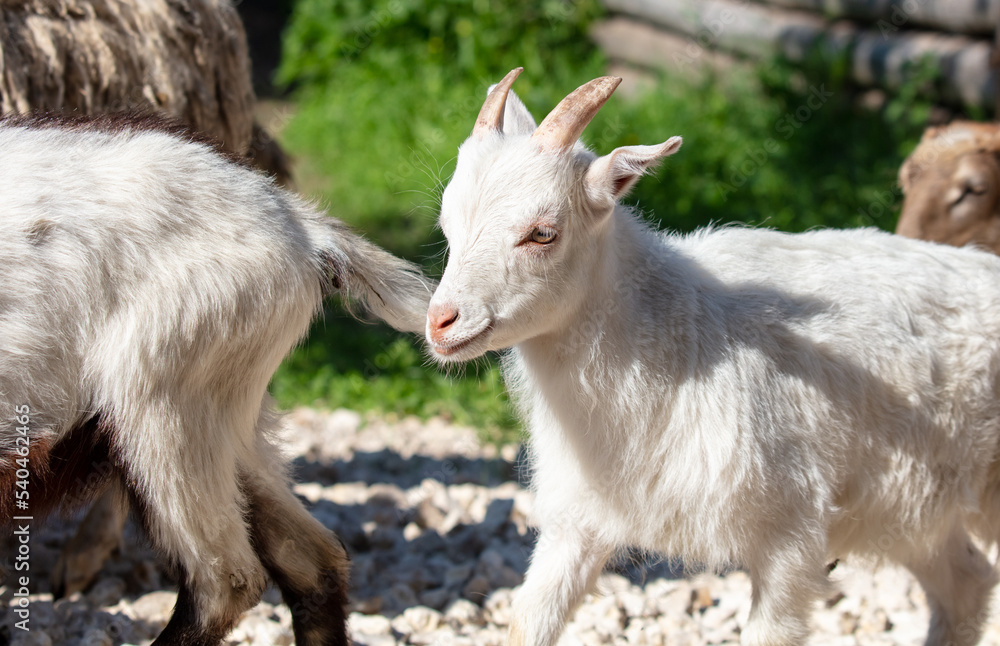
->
<box><xmin>431</xmin><ymin>323</ymin><xmax>493</xmax><ymax>360</ymax></box>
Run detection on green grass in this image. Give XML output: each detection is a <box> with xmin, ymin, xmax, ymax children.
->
<box><xmin>268</xmin><ymin>1</ymin><xmax>935</xmax><ymax>442</ymax></box>
<box><xmin>270</xmin><ymin>303</ymin><xmax>518</xmax><ymax>442</ymax></box>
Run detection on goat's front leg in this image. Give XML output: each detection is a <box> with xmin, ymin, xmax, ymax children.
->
<box><xmin>508</xmin><ymin>522</ymin><xmax>612</xmax><ymax>646</ymax></box>
<box><xmin>741</xmin><ymin>543</ymin><xmax>831</xmax><ymax>646</ymax></box>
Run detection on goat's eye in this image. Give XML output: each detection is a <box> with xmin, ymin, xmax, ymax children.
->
<box><xmin>950</xmin><ymin>182</ymin><xmax>987</xmax><ymax>208</ymax></box>
<box><xmin>529</xmin><ymin>227</ymin><xmax>557</xmax><ymax>245</ymax></box>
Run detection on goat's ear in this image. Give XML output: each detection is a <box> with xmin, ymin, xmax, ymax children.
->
<box><xmin>586</xmin><ymin>137</ymin><xmax>682</xmax><ymax>200</ymax></box>
<box><xmin>499</xmin><ymin>89</ymin><xmax>537</xmax><ymax>136</ymax></box>
<box><xmin>898</xmin><ymin>158</ymin><xmax>915</xmax><ymax>195</ymax></box>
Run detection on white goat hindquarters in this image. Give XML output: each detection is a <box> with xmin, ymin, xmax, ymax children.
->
<box><xmin>0</xmin><ymin>117</ymin><xmax>435</xmax><ymax>646</ymax></box>
<box><xmin>0</xmin><ymin>123</ymin><xmax>321</xmax><ymax>456</ymax></box>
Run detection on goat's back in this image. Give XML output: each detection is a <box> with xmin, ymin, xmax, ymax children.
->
<box><xmin>0</xmin><ymin>116</ymin><xmax>332</xmax><ymax>468</ymax></box>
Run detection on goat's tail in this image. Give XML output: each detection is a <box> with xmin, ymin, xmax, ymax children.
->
<box><xmin>316</xmin><ymin>217</ymin><xmax>434</xmax><ymax>334</ymax></box>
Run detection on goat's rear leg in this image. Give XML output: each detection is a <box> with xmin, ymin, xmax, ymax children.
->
<box><xmin>51</xmin><ymin>484</ymin><xmax>128</xmax><ymax>598</ymax></box>
<box><xmin>138</xmin><ymin>482</ymin><xmax>267</xmax><ymax>646</ymax></box>
<box><xmin>243</xmin><ymin>468</ymin><xmax>350</xmax><ymax>646</ymax></box>
<box><xmin>116</xmin><ymin>415</ymin><xmax>269</xmax><ymax>646</ymax></box>
<box><xmin>905</xmin><ymin>525</ymin><xmax>997</xmax><ymax>646</ymax></box>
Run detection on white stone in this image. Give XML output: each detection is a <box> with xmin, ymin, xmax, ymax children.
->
<box><xmin>446</xmin><ymin>598</ymin><xmax>485</xmax><ymax>626</ymax></box>
<box><xmin>349</xmin><ymin>612</ymin><xmax>392</xmax><ymax>636</ymax></box>
<box><xmin>32</xmin><ymin>407</ymin><xmax>1000</xmax><ymax>646</ymax></box>
<box><xmin>128</xmin><ymin>590</ymin><xmax>176</xmax><ymax>625</ymax></box>
<box><xmin>401</xmin><ymin>606</ymin><xmax>442</xmax><ymax>633</ymax></box>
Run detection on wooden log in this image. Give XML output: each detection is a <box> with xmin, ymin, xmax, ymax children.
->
<box><xmin>993</xmin><ymin>10</ymin><xmax>1000</xmax><ymax>114</ymax></box>
<box><xmin>753</xmin><ymin>0</ymin><xmax>999</xmax><ymax>37</ymax></box>
<box><xmin>606</xmin><ymin>0</ymin><xmax>998</xmax><ymax>37</ymax></box>
<box><xmin>597</xmin><ymin>1</ymin><xmax>997</xmax><ymax>109</ymax></box>
<box><xmin>591</xmin><ymin>18</ymin><xmax>739</xmax><ymax>78</ymax></box>
<box><xmin>0</xmin><ymin>0</ymin><xmax>256</xmax><ymax>154</ymax></box>
<box><xmin>847</xmin><ymin>28</ymin><xmax>993</xmax><ymax>107</ymax></box>
<box><xmin>602</xmin><ymin>0</ymin><xmax>829</xmax><ymax>60</ymax></box>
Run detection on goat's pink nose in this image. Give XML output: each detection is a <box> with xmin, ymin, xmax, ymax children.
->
<box><xmin>428</xmin><ymin>304</ymin><xmax>459</xmax><ymax>341</ymax></box>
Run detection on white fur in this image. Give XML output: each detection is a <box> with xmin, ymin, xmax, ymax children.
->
<box><xmin>428</xmin><ymin>84</ymin><xmax>1000</xmax><ymax>646</ymax></box>
<box><xmin>0</xmin><ymin>117</ymin><xmax>432</xmax><ymax>645</ymax></box>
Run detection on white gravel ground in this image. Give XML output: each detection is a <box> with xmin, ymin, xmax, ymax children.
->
<box><xmin>4</xmin><ymin>407</ymin><xmax>1000</xmax><ymax>645</ymax></box>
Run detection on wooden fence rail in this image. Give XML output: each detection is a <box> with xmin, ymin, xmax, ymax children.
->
<box><xmin>597</xmin><ymin>0</ymin><xmax>998</xmax><ymax>111</ymax></box>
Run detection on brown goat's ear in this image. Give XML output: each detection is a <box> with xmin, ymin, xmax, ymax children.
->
<box><xmin>898</xmin><ymin>158</ymin><xmax>914</xmax><ymax>194</ymax></box>
<box><xmin>586</xmin><ymin>137</ymin><xmax>682</xmax><ymax>200</ymax></box>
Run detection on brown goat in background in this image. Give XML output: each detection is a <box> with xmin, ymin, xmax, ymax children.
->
<box><xmin>897</xmin><ymin>121</ymin><xmax>1000</xmax><ymax>253</ymax></box>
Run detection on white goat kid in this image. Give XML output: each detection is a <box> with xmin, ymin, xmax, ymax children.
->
<box><xmin>427</xmin><ymin>68</ymin><xmax>1000</xmax><ymax>646</ymax></box>
<box><xmin>0</xmin><ymin>113</ymin><xmax>432</xmax><ymax>646</ymax></box>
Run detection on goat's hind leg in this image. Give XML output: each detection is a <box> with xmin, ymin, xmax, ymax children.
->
<box><xmin>50</xmin><ymin>484</ymin><xmax>128</xmax><ymax>598</ymax></box>
<box><xmin>242</xmin><ymin>466</ymin><xmax>350</xmax><ymax>646</ymax></box>
<box><xmin>905</xmin><ymin>525</ymin><xmax>997</xmax><ymax>646</ymax></box>
<box><xmin>117</xmin><ymin>412</ymin><xmax>269</xmax><ymax>645</ymax></box>
<box><xmin>136</xmin><ymin>489</ymin><xmax>268</xmax><ymax>646</ymax></box>
<box><xmin>138</xmin><ymin>481</ymin><xmax>267</xmax><ymax>646</ymax></box>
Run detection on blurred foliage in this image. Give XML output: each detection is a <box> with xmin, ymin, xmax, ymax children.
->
<box><xmin>272</xmin><ymin>0</ymin><xmax>935</xmax><ymax>440</ymax></box>
<box><xmin>277</xmin><ymin>0</ymin><xmax>604</xmax><ymax>260</ymax></box>
<box><xmin>599</xmin><ymin>53</ymin><xmax>935</xmax><ymax>234</ymax></box>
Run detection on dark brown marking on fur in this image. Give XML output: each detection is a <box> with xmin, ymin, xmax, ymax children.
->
<box><xmin>0</xmin><ymin>110</ymin><xmax>252</xmax><ymax>170</ymax></box>
<box><xmin>318</xmin><ymin>249</ymin><xmax>344</xmax><ymax>295</ymax></box>
<box><xmin>1</xmin><ymin>415</ymin><xmax>120</xmax><ymax>526</ymax></box>
<box><xmin>245</xmin><ymin>479</ymin><xmax>350</xmax><ymax>646</ymax></box>
<box><xmin>278</xmin><ymin>569</ymin><xmax>349</xmax><ymax>646</ymax></box>
<box><xmin>315</xmin><ymin>219</ymin><xmax>354</xmax><ymax>297</ymax></box>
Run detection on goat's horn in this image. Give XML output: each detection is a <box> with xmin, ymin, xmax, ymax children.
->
<box><xmin>531</xmin><ymin>76</ymin><xmax>622</xmax><ymax>151</ymax></box>
<box><xmin>472</xmin><ymin>67</ymin><xmax>523</xmax><ymax>139</ymax></box>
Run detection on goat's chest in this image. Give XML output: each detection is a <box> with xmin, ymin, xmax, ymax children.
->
<box><xmin>524</xmin><ymin>373</ymin><xmax>742</xmax><ymax>552</ymax></box>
